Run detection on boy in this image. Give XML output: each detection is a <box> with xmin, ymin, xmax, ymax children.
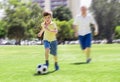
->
<box><xmin>73</xmin><ymin>6</ymin><xmax>99</xmax><ymax>63</ymax></box>
<box><xmin>38</xmin><ymin>11</ymin><xmax>59</xmax><ymax>70</ymax></box>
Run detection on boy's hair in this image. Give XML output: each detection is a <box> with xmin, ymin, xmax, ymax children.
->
<box><xmin>43</xmin><ymin>11</ymin><xmax>52</xmax><ymax>17</ymax></box>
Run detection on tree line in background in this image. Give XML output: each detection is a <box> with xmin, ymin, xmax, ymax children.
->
<box><xmin>0</xmin><ymin>0</ymin><xmax>120</xmax><ymax>45</ymax></box>
<box><xmin>0</xmin><ymin>0</ymin><xmax>43</xmax><ymax>45</ymax></box>
<box><xmin>91</xmin><ymin>0</ymin><xmax>120</xmax><ymax>43</ymax></box>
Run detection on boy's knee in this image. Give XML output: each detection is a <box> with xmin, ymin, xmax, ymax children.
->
<box><xmin>45</xmin><ymin>48</ymin><xmax>50</xmax><ymax>51</ymax></box>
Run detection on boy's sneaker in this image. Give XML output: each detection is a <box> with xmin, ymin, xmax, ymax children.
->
<box><xmin>86</xmin><ymin>58</ymin><xmax>92</xmax><ymax>63</ymax></box>
<box><xmin>45</xmin><ymin>60</ymin><xmax>49</xmax><ymax>67</ymax></box>
<box><xmin>44</xmin><ymin>63</ymin><xmax>49</xmax><ymax>67</ymax></box>
<box><xmin>55</xmin><ymin>65</ymin><xmax>59</xmax><ymax>71</ymax></box>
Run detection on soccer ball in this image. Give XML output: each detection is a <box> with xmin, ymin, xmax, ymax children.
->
<box><xmin>37</xmin><ymin>64</ymin><xmax>48</xmax><ymax>74</ymax></box>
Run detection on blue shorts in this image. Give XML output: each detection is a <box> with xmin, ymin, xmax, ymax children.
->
<box><xmin>43</xmin><ymin>40</ymin><xmax>58</xmax><ymax>56</ymax></box>
<box><xmin>78</xmin><ymin>33</ymin><xmax>92</xmax><ymax>50</ymax></box>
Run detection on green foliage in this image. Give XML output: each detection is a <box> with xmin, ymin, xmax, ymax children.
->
<box><xmin>53</xmin><ymin>6</ymin><xmax>74</xmax><ymax>43</ymax></box>
<box><xmin>53</xmin><ymin>6</ymin><xmax>72</xmax><ymax>21</ymax></box>
<box><xmin>0</xmin><ymin>20</ymin><xmax>6</xmax><ymax>38</ymax></box>
<box><xmin>9</xmin><ymin>0</ymin><xmax>21</xmax><ymax>6</ymax></box>
<box><xmin>91</xmin><ymin>0</ymin><xmax>120</xmax><ymax>43</ymax></box>
<box><xmin>4</xmin><ymin>0</ymin><xmax>29</xmax><ymax>42</ymax></box>
<box><xmin>29</xmin><ymin>3</ymin><xmax>43</xmax><ymax>38</ymax></box>
<box><xmin>55</xmin><ymin>19</ymin><xmax>75</xmax><ymax>43</ymax></box>
<box><xmin>115</xmin><ymin>26</ymin><xmax>120</xmax><ymax>39</ymax></box>
<box><xmin>7</xmin><ymin>23</ymin><xmax>25</xmax><ymax>40</ymax></box>
<box><xmin>2</xmin><ymin>0</ymin><xmax>43</xmax><ymax>43</ymax></box>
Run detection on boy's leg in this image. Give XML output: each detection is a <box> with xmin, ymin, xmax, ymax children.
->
<box><xmin>44</xmin><ymin>40</ymin><xmax>50</xmax><ymax>66</ymax></box>
<box><xmin>50</xmin><ymin>41</ymin><xmax>59</xmax><ymax>70</ymax></box>
<box><xmin>54</xmin><ymin>56</ymin><xmax>59</xmax><ymax>70</ymax></box>
<box><xmin>45</xmin><ymin>48</ymin><xmax>49</xmax><ymax>66</ymax></box>
<box><xmin>54</xmin><ymin>55</ymin><xmax>57</xmax><ymax>62</ymax></box>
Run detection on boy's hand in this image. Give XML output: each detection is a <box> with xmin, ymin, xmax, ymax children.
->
<box><xmin>44</xmin><ymin>25</ymin><xmax>51</xmax><ymax>31</ymax></box>
<box><xmin>38</xmin><ymin>28</ymin><xmax>44</xmax><ymax>37</ymax></box>
<box><xmin>50</xmin><ymin>29</ymin><xmax>58</xmax><ymax>33</ymax></box>
<box><xmin>38</xmin><ymin>32</ymin><xmax>42</xmax><ymax>37</ymax></box>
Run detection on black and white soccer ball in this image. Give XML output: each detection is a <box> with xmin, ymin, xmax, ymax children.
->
<box><xmin>37</xmin><ymin>64</ymin><xmax>48</xmax><ymax>74</ymax></box>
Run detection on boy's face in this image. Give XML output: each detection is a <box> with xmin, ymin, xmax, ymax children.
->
<box><xmin>44</xmin><ymin>15</ymin><xmax>52</xmax><ymax>24</ymax></box>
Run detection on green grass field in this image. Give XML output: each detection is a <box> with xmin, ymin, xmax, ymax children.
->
<box><xmin>0</xmin><ymin>44</ymin><xmax>120</xmax><ymax>82</ymax></box>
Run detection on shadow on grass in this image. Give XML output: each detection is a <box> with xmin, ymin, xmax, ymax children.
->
<box><xmin>34</xmin><ymin>70</ymin><xmax>56</xmax><ymax>76</ymax></box>
<box><xmin>71</xmin><ymin>62</ymin><xmax>87</xmax><ymax>65</ymax></box>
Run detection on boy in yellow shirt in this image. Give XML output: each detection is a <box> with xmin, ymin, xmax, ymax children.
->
<box><xmin>38</xmin><ymin>11</ymin><xmax>59</xmax><ymax>70</ymax></box>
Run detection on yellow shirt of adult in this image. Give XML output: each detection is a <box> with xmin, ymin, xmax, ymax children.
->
<box><xmin>41</xmin><ymin>21</ymin><xmax>57</xmax><ymax>42</ymax></box>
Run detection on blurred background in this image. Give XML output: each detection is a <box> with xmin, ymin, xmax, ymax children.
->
<box><xmin>0</xmin><ymin>0</ymin><xmax>120</xmax><ymax>45</ymax></box>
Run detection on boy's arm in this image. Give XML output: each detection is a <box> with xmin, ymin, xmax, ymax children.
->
<box><xmin>38</xmin><ymin>28</ymin><xmax>44</xmax><ymax>37</ymax></box>
<box><xmin>50</xmin><ymin>28</ymin><xmax>58</xmax><ymax>34</ymax></box>
<box><xmin>48</xmin><ymin>23</ymin><xmax>58</xmax><ymax>34</ymax></box>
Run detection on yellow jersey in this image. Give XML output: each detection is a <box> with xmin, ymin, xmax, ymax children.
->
<box><xmin>41</xmin><ymin>21</ymin><xmax>57</xmax><ymax>42</ymax></box>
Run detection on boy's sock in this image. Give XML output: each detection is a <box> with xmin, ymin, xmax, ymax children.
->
<box><xmin>45</xmin><ymin>60</ymin><xmax>49</xmax><ymax>67</ymax></box>
<box><xmin>55</xmin><ymin>62</ymin><xmax>59</xmax><ymax>70</ymax></box>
